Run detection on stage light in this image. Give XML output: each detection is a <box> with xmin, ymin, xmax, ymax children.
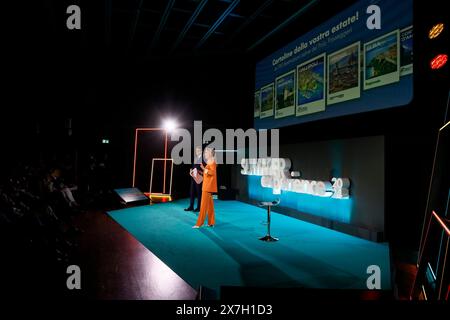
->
<box><xmin>163</xmin><ymin>119</ymin><xmax>177</xmax><ymax>132</ymax></box>
<box><xmin>430</xmin><ymin>54</ymin><xmax>448</xmax><ymax>70</ymax></box>
<box><xmin>428</xmin><ymin>23</ymin><xmax>444</xmax><ymax>39</ymax></box>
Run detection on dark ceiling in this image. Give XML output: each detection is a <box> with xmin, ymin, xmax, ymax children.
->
<box><xmin>33</xmin><ymin>0</ymin><xmax>358</xmax><ymax>59</ymax></box>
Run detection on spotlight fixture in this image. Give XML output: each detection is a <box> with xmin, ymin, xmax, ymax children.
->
<box><xmin>428</xmin><ymin>23</ymin><xmax>445</xmax><ymax>39</ymax></box>
<box><xmin>430</xmin><ymin>54</ymin><xmax>448</xmax><ymax>70</ymax></box>
<box><xmin>163</xmin><ymin>119</ymin><xmax>177</xmax><ymax>132</ymax></box>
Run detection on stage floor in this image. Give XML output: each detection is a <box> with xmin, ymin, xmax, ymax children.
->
<box><xmin>108</xmin><ymin>199</ymin><xmax>391</xmax><ymax>297</ymax></box>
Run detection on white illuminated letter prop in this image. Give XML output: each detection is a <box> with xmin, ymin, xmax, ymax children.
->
<box><xmin>331</xmin><ymin>178</ymin><xmax>350</xmax><ymax>199</ymax></box>
<box><xmin>240</xmin><ymin>157</ymin><xmax>350</xmax><ymax>199</ymax></box>
<box><xmin>240</xmin><ymin>158</ymin><xmax>249</xmax><ymax>175</ymax></box>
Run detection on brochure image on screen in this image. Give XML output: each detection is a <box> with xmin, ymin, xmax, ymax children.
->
<box><xmin>254</xmin><ymin>90</ymin><xmax>261</xmax><ymax>118</ymax></box>
<box><xmin>260</xmin><ymin>83</ymin><xmax>274</xmax><ymax>118</ymax></box>
<box><xmin>327</xmin><ymin>41</ymin><xmax>361</xmax><ymax>105</ymax></box>
<box><xmin>364</xmin><ymin>29</ymin><xmax>400</xmax><ymax>90</ymax></box>
<box><xmin>400</xmin><ymin>26</ymin><xmax>413</xmax><ymax>76</ymax></box>
<box><xmin>275</xmin><ymin>70</ymin><xmax>296</xmax><ymax>119</ymax></box>
<box><xmin>296</xmin><ymin>53</ymin><xmax>326</xmax><ymax>117</ymax></box>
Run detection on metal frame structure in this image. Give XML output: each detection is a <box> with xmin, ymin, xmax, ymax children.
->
<box><xmin>413</xmin><ymin>118</ymin><xmax>450</xmax><ymax>300</ymax></box>
<box><xmin>149</xmin><ymin>158</ymin><xmax>174</xmax><ymax>202</ymax></box>
<box><xmin>132</xmin><ymin>128</ymin><xmax>169</xmax><ymax>196</ymax></box>
<box><xmin>413</xmin><ymin>210</ymin><xmax>450</xmax><ymax>300</ymax></box>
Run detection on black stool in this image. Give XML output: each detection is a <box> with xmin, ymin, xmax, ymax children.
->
<box><xmin>258</xmin><ymin>199</ymin><xmax>280</xmax><ymax>242</ymax></box>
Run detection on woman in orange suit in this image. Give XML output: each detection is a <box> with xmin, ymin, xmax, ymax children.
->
<box><xmin>193</xmin><ymin>147</ymin><xmax>217</xmax><ymax>228</ymax></box>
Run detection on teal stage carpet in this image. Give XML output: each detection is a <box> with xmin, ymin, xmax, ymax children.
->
<box><xmin>108</xmin><ymin>199</ymin><xmax>391</xmax><ymax>296</ymax></box>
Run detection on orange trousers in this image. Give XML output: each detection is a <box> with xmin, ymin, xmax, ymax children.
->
<box><xmin>195</xmin><ymin>191</ymin><xmax>215</xmax><ymax>226</ymax></box>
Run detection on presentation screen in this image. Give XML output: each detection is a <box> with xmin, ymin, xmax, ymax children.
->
<box><xmin>254</xmin><ymin>0</ymin><xmax>413</xmax><ymax>129</ymax></box>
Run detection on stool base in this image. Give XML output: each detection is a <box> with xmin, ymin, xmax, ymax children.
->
<box><xmin>259</xmin><ymin>235</ymin><xmax>279</xmax><ymax>242</ymax></box>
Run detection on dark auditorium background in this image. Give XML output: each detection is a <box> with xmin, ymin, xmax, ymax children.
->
<box><xmin>1</xmin><ymin>0</ymin><xmax>449</xmax><ymax>304</ymax></box>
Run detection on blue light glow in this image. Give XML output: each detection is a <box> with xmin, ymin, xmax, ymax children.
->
<box><xmin>248</xmin><ymin>175</ymin><xmax>353</xmax><ymax>223</ymax></box>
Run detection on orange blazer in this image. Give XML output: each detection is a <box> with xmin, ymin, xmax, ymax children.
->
<box><xmin>202</xmin><ymin>160</ymin><xmax>217</xmax><ymax>193</ymax></box>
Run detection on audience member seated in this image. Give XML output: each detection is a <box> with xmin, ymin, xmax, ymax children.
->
<box><xmin>44</xmin><ymin>168</ymin><xmax>80</xmax><ymax>209</ymax></box>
